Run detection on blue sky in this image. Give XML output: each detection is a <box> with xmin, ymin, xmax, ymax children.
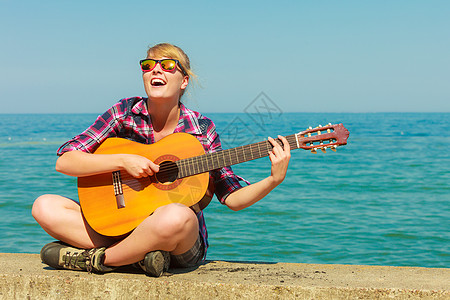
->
<box><xmin>1</xmin><ymin>0</ymin><xmax>449</xmax><ymax>113</ymax></box>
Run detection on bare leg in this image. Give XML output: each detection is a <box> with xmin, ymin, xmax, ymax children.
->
<box><xmin>32</xmin><ymin>194</ymin><xmax>120</xmax><ymax>248</ymax></box>
<box><xmin>104</xmin><ymin>203</ymin><xmax>199</xmax><ymax>266</ymax></box>
<box><xmin>33</xmin><ymin>195</ymin><xmax>199</xmax><ymax>267</ymax></box>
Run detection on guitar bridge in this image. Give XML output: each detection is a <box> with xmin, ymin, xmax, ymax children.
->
<box><xmin>112</xmin><ymin>171</ymin><xmax>125</xmax><ymax>209</ymax></box>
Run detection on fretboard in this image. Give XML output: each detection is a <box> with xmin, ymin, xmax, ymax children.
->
<box><xmin>176</xmin><ymin>134</ymin><xmax>298</xmax><ymax>179</ymax></box>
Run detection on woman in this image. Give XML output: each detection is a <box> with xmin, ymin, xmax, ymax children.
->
<box><xmin>32</xmin><ymin>43</ymin><xmax>290</xmax><ymax>277</ymax></box>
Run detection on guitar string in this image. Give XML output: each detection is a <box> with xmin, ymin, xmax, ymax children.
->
<box><xmin>115</xmin><ymin>134</ymin><xmax>334</xmax><ymax>182</ymax></box>
<box><xmin>115</xmin><ymin>137</ymin><xmax>298</xmax><ymax>183</ymax></box>
<box><xmin>117</xmin><ymin>138</ymin><xmax>284</xmax><ymax>185</ymax></box>
<box><xmin>164</xmin><ymin>138</ymin><xmax>292</xmax><ymax>177</ymax></box>
<box><xmin>107</xmin><ymin>134</ymin><xmax>335</xmax><ymax>190</ymax></box>
<box><xmin>125</xmin><ymin>136</ymin><xmax>305</xmax><ymax>180</ymax></box>
<box><xmin>164</xmin><ymin>135</ymin><xmax>316</xmax><ymax>175</ymax></box>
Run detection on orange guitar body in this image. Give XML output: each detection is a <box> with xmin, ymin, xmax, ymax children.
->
<box><xmin>78</xmin><ymin>133</ymin><xmax>209</xmax><ymax>237</ymax></box>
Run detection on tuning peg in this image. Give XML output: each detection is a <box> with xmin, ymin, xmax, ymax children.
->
<box><xmin>331</xmin><ymin>145</ymin><xmax>337</xmax><ymax>152</ymax></box>
<box><xmin>321</xmin><ymin>147</ymin><xmax>327</xmax><ymax>153</ymax></box>
<box><xmin>328</xmin><ymin>123</ymin><xmax>332</xmax><ymax>126</ymax></box>
<box><xmin>311</xmin><ymin>148</ymin><xmax>317</xmax><ymax>154</ymax></box>
<box><xmin>308</xmin><ymin>126</ymin><xmax>312</xmax><ymax>130</ymax></box>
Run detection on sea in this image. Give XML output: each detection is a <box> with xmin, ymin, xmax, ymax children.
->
<box><xmin>0</xmin><ymin>112</ymin><xmax>448</xmax><ymax>268</ymax></box>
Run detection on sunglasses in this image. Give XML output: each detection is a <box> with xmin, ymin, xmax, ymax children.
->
<box><xmin>139</xmin><ymin>58</ymin><xmax>187</xmax><ymax>76</ymax></box>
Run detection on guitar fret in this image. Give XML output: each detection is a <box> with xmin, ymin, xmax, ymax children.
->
<box><xmin>214</xmin><ymin>151</ymin><xmax>219</xmax><ymax>170</ymax></box>
<box><xmin>194</xmin><ymin>157</ymin><xmax>199</xmax><ymax>174</ymax></box>
<box><xmin>179</xmin><ymin>161</ymin><xmax>184</xmax><ymax>178</ymax></box>
<box><xmin>205</xmin><ymin>156</ymin><xmax>209</xmax><ymax>172</ymax></box>
<box><xmin>193</xmin><ymin>157</ymin><xmax>198</xmax><ymax>175</ymax></box>
<box><xmin>221</xmin><ymin>148</ymin><xmax>226</xmax><ymax>167</ymax></box>
<box><xmin>221</xmin><ymin>149</ymin><xmax>227</xmax><ymax>166</ymax></box>
<box><xmin>200</xmin><ymin>156</ymin><xmax>205</xmax><ymax>174</ymax></box>
<box><xmin>182</xmin><ymin>158</ymin><xmax>187</xmax><ymax>177</ymax></box>
<box><xmin>192</xmin><ymin>157</ymin><xmax>197</xmax><ymax>175</ymax></box>
<box><xmin>200</xmin><ymin>157</ymin><xmax>204</xmax><ymax>173</ymax></box>
<box><xmin>188</xmin><ymin>157</ymin><xmax>193</xmax><ymax>176</ymax></box>
<box><xmin>176</xmin><ymin>161</ymin><xmax>182</xmax><ymax>178</ymax></box>
<box><xmin>229</xmin><ymin>148</ymin><xmax>234</xmax><ymax>165</ymax></box>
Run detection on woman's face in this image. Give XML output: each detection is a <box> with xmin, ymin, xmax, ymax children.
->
<box><xmin>142</xmin><ymin>57</ymin><xmax>189</xmax><ymax>104</ymax></box>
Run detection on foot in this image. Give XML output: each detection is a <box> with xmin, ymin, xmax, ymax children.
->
<box><xmin>40</xmin><ymin>241</ymin><xmax>115</xmax><ymax>273</ymax></box>
<box><xmin>135</xmin><ymin>250</ymin><xmax>170</xmax><ymax>277</ymax></box>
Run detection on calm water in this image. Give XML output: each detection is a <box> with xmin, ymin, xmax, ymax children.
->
<box><xmin>0</xmin><ymin>112</ymin><xmax>448</xmax><ymax>268</ymax></box>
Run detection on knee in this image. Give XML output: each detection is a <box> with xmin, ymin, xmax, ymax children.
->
<box><xmin>32</xmin><ymin>194</ymin><xmax>49</xmax><ymax>220</ymax></box>
<box><xmin>31</xmin><ymin>194</ymin><xmax>56</xmax><ymax>225</ymax></box>
<box><xmin>153</xmin><ymin>204</ymin><xmax>198</xmax><ymax>238</ymax></box>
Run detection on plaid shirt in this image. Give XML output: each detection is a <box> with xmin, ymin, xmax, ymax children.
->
<box><xmin>57</xmin><ymin>97</ymin><xmax>249</xmax><ymax>251</ymax></box>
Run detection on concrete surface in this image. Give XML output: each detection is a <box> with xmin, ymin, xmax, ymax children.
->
<box><xmin>0</xmin><ymin>253</ymin><xmax>448</xmax><ymax>299</ymax></box>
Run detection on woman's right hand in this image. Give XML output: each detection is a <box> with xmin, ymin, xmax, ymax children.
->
<box><xmin>119</xmin><ymin>154</ymin><xmax>160</xmax><ymax>178</ymax></box>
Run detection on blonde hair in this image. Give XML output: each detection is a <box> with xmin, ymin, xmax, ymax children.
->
<box><xmin>146</xmin><ymin>43</ymin><xmax>195</xmax><ymax>80</ymax></box>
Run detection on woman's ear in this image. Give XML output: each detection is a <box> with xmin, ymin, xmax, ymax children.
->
<box><xmin>180</xmin><ymin>75</ymin><xmax>189</xmax><ymax>90</ymax></box>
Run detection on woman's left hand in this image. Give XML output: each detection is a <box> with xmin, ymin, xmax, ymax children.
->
<box><xmin>224</xmin><ymin>135</ymin><xmax>291</xmax><ymax>211</ymax></box>
<box><xmin>268</xmin><ymin>135</ymin><xmax>291</xmax><ymax>185</ymax></box>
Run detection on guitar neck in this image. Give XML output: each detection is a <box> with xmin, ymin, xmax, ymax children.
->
<box><xmin>176</xmin><ymin>135</ymin><xmax>298</xmax><ymax>178</ymax></box>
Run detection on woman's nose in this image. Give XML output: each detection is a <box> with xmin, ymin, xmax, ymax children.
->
<box><xmin>152</xmin><ymin>62</ymin><xmax>163</xmax><ymax>73</ymax></box>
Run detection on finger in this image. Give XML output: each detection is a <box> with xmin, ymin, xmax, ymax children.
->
<box><xmin>268</xmin><ymin>148</ymin><xmax>276</xmax><ymax>160</ymax></box>
<box><xmin>268</xmin><ymin>136</ymin><xmax>281</xmax><ymax>148</ymax></box>
<box><xmin>135</xmin><ymin>170</ymin><xmax>146</xmax><ymax>178</ymax></box>
<box><xmin>145</xmin><ymin>164</ymin><xmax>159</xmax><ymax>177</ymax></box>
<box><xmin>268</xmin><ymin>150</ymin><xmax>279</xmax><ymax>165</ymax></box>
<box><xmin>278</xmin><ymin>135</ymin><xmax>290</xmax><ymax>152</ymax></box>
<box><xmin>144</xmin><ymin>167</ymin><xmax>153</xmax><ymax>177</ymax></box>
<box><xmin>150</xmin><ymin>161</ymin><xmax>160</xmax><ymax>173</ymax></box>
<box><xmin>141</xmin><ymin>160</ymin><xmax>159</xmax><ymax>177</ymax></box>
<box><xmin>268</xmin><ymin>137</ymin><xmax>282</xmax><ymax>156</ymax></box>
<box><xmin>270</xmin><ymin>138</ymin><xmax>289</xmax><ymax>160</ymax></box>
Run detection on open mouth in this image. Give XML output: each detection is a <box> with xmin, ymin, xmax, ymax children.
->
<box><xmin>151</xmin><ymin>78</ymin><xmax>166</xmax><ymax>86</ymax></box>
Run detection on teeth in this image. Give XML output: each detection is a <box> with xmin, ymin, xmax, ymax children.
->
<box><xmin>151</xmin><ymin>79</ymin><xmax>165</xmax><ymax>85</ymax></box>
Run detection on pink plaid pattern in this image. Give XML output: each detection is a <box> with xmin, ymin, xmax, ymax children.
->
<box><xmin>57</xmin><ymin>97</ymin><xmax>249</xmax><ymax>252</ymax></box>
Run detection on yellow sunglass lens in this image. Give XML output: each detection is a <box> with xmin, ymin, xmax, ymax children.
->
<box><xmin>160</xmin><ymin>59</ymin><xmax>176</xmax><ymax>71</ymax></box>
<box><xmin>141</xmin><ymin>60</ymin><xmax>156</xmax><ymax>71</ymax></box>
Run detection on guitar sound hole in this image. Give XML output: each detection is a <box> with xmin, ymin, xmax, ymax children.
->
<box><xmin>156</xmin><ymin>161</ymin><xmax>179</xmax><ymax>183</ymax></box>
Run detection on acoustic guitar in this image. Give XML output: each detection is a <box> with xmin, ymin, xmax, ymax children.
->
<box><xmin>78</xmin><ymin>123</ymin><xmax>349</xmax><ymax>236</ymax></box>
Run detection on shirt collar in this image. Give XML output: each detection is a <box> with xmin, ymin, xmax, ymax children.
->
<box><xmin>131</xmin><ymin>97</ymin><xmax>150</xmax><ymax>116</ymax></box>
<box><xmin>175</xmin><ymin>103</ymin><xmax>203</xmax><ymax>136</ymax></box>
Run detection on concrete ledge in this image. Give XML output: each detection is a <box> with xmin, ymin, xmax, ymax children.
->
<box><xmin>0</xmin><ymin>253</ymin><xmax>448</xmax><ymax>299</ymax></box>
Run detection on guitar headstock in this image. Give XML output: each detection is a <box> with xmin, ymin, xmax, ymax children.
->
<box><xmin>295</xmin><ymin>123</ymin><xmax>349</xmax><ymax>153</ymax></box>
